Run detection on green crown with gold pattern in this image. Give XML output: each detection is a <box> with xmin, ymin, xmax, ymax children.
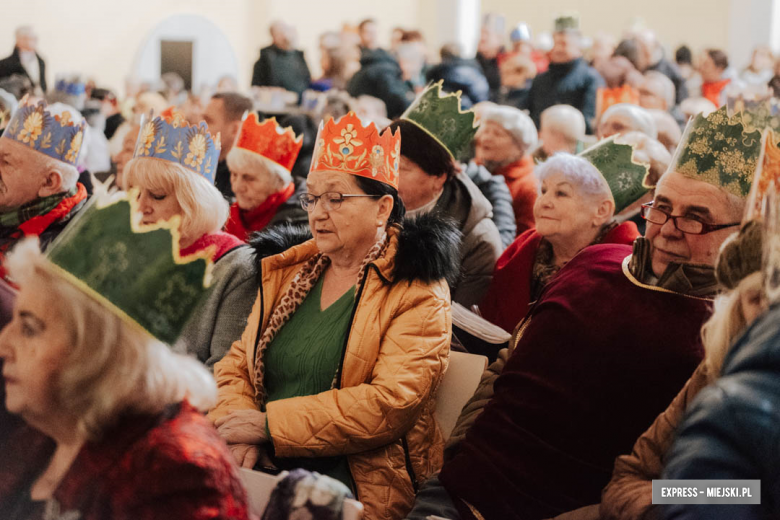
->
<box><xmin>579</xmin><ymin>136</ymin><xmax>651</xmax><ymax>213</ymax></box>
<box><xmin>671</xmin><ymin>105</ymin><xmax>762</xmax><ymax>198</ymax></box>
<box><xmin>554</xmin><ymin>13</ymin><xmax>580</xmax><ymax>32</ymax></box>
<box><xmin>45</xmin><ymin>192</ymin><xmax>213</xmax><ymax>345</ymax></box>
<box><xmin>401</xmin><ymin>81</ymin><xmax>478</xmax><ymax>159</ymax></box>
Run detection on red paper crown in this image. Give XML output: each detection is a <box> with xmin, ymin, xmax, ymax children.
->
<box><xmin>235</xmin><ymin>113</ymin><xmax>303</xmax><ymax>172</ymax></box>
<box><xmin>311</xmin><ymin>112</ymin><xmax>401</xmax><ymax>189</ymax></box>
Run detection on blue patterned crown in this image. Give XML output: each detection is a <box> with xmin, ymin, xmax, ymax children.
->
<box><xmin>133</xmin><ymin>111</ymin><xmax>221</xmax><ymax>184</ymax></box>
<box><xmin>2</xmin><ymin>95</ymin><xmax>86</xmax><ymax>166</ymax></box>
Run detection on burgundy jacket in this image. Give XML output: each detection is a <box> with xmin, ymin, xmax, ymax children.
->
<box><xmin>0</xmin><ymin>401</ymin><xmax>250</xmax><ymax>520</ymax></box>
<box><xmin>440</xmin><ymin>244</ymin><xmax>713</xmax><ymax>520</ymax></box>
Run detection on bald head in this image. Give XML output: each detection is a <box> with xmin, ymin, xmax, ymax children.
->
<box><xmin>15</xmin><ymin>26</ymin><xmax>37</xmax><ymax>52</ymax></box>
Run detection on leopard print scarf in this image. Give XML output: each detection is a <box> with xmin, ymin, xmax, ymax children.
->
<box><xmin>253</xmin><ymin>233</ymin><xmax>389</xmax><ymax>404</ymax></box>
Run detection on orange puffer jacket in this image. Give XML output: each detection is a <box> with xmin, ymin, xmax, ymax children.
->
<box><xmin>210</xmin><ymin>215</ymin><xmax>461</xmax><ymax>520</ymax></box>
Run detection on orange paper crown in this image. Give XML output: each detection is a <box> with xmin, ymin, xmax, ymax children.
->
<box><xmin>311</xmin><ymin>112</ymin><xmax>401</xmax><ymax>189</ymax></box>
<box><xmin>235</xmin><ymin>113</ymin><xmax>303</xmax><ymax>172</ymax></box>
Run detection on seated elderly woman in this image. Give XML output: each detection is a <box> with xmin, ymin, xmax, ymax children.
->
<box><xmin>122</xmin><ymin>111</ymin><xmax>256</xmax><ymax>369</ymax></box>
<box><xmin>209</xmin><ymin>112</ymin><xmax>458</xmax><ymax>519</ymax></box>
<box><xmin>599</xmin><ymin>221</ymin><xmax>765</xmax><ymax>520</ymax></box>
<box><xmin>597</xmin><ymin>103</ymin><xmax>658</xmax><ymax>141</ymax></box>
<box><xmin>532</xmin><ymin>104</ymin><xmax>587</xmax><ymax>162</ymax></box>
<box><xmin>224</xmin><ymin>113</ymin><xmax>309</xmax><ymax>241</ymax></box>
<box><xmin>480</xmin><ymin>143</ymin><xmax>649</xmax><ymax>333</ymax></box>
<box><xmin>0</xmin><ymin>196</ymin><xmax>249</xmax><ymax>519</ymax></box>
<box><xmin>474</xmin><ymin>104</ymin><xmax>538</xmax><ymax>234</ymax></box>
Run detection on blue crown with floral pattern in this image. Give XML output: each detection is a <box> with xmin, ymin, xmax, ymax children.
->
<box><xmin>133</xmin><ymin>111</ymin><xmax>221</xmax><ymax>184</ymax></box>
<box><xmin>2</xmin><ymin>95</ymin><xmax>86</xmax><ymax>166</ymax></box>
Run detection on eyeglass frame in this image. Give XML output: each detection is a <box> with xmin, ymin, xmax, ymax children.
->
<box><xmin>299</xmin><ymin>191</ymin><xmax>381</xmax><ymax>212</ymax></box>
<box><xmin>640</xmin><ymin>201</ymin><xmax>740</xmax><ymax>235</ymax></box>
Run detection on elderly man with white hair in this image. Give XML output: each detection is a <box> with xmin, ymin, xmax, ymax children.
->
<box><xmin>597</xmin><ymin>102</ymin><xmax>658</xmax><ymax>140</ymax></box>
<box><xmin>533</xmin><ymin>104</ymin><xmax>587</xmax><ymax>162</ymax></box>
<box><xmin>475</xmin><ymin>104</ymin><xmax>538</xmax><ymax>234</ymax></box>
<box><xmin>0</xmin><ymin>97</ymin><xmax>88</xmax><ymax>280</ymax></box>
<box><xmin>0</xmin><ymin>26</ymin><xmax>46</xmax><ymax>94</ymax></box>
<box><xmin>639</xmin><ymin>70</ymin><xmax>687</xmax><ymax>128</ymax></box>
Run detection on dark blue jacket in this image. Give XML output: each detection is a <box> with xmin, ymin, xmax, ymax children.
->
<box><xmin>663</xmin><ymin>303</ymin><xmax>780</xmax><ymax>519</ymax></box>
<box><xmin>425</xmin><ymin>58</ymin><xmax>490</xmax><ymax>109</ymax></box>
<box><xmin>526</xmin><ymin>57</ymin><xmax>603</xmax><ymax>134</ymax></box>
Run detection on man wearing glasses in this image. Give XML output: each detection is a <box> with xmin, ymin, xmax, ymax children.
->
<box><xmin>406</xmin><ymin>107</ymin><xmax>762</xmax><ymax>520</ymax></box>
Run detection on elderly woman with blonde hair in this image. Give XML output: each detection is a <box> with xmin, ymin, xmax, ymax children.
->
<box><xmin>210</xmin><ymin>112</ymin><xmax>460</xmax><ymax>519</ymax></box>
<box><xmin>122</xmin><ymin>111</ymin><xmax>257</xmax><ymax>369</ymax></box>
<box><xmin>0</xmin><ymin>195</ymin><xmax>250</xmax><ymax>519</ymax></box>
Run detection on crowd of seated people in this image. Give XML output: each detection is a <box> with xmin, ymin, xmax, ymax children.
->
<box><xmin>3</xmin><ymin>10</ymin><xmax>780</xmax><ymax>520</ymax></box>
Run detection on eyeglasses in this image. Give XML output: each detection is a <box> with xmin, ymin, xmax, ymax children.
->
<box><xmin>641</xmin><ymin>202</ymin><xmax>740</xmax><ymax>235</ymax></box>
<box><xmin>299</xmin><ymin>192</ymin><xmax>380</xmax><ymax>212</ymax></box>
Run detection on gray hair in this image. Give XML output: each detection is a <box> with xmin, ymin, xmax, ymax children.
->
<box><xmin>226</xmin><ymin>147</ymin><xmax>292</xmax><ymax>190</ymax></box>
<box><xmin>535</xmin><ymin>153</ymin><xmax>612</xmax><ymax>201</ymax></box>
<box><xmin>600</xmin><ymin>103</ymin><xmax>658</xmax><ymax>139</ymax></box>
<box><xmin>643</xmin><ymin>71</ymin><xmax>676</xmax><ymax>109</ymax></box>
<box><xmin>540</xmin><ymin>104</ymin><xmax>586</xmax><ymax>144</ymax></box>
<box><xmin>15</xmin><ymin>26</ymin><xmax>34</xmax><ymax>39</ymax></box>
<box><xmin>480</xmin><ymin>104</ymin><xmax>538</xmax><ymax>151</ymax></box>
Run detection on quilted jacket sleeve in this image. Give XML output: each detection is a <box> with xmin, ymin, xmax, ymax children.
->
<box><xmin>600</xmin><ymin>363</ymin><xmax>710</xmax><ymax>520</ymax></box>
<box><xmin>266</xmin><ymin>281</ymin><xmax>450</xmax><ymax>458</ymax></box>
<box><xmin>208</xmin><ymin>293</ymin><xmax>263</xmax><ymax>424</ymax></box>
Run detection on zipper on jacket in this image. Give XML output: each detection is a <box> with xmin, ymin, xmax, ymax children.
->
<box><xmin>401</xmin><ymin>435</ymin><xmax>418</xmax><ymax>493</ymax></box>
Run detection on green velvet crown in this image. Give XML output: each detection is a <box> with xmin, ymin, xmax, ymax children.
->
<box><xmin>579</xmin><ymin>137</ymin><xmax>652</xmax><ymax>213</ymax></box>
<box><xmin>672</xmin><ymin>105</ymin><xmax>762</xmax><ymax>198</ymax></box>
<box><xmin>554</xmin><ymin>14</ymin><xmax>580</xmax><ymax>32</ymax></box>
<box><xmin>401</xmin><ymin>81</ymin><xmax>478</xmax><ymax>159</ymax></box>
<box><xmin>45</xmin><ymin>193</ymin><xmax>213</xmax><ymax>345</ymax></box>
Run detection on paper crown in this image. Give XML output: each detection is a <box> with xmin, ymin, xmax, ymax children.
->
<box><xmin>554</xmin><ymin>14</ymin><xmax>580</xmax><ymax>32</ymax></box>
<box><xmin>2</xmin><ymin>96</ymin><xmax>86</xmax><ymax>166</ymax></box>
<box><xmin>133</xmin><ymin>110</ymin><xmax>221</xmax><ymax>184</ymax></box>
<box><xmin>596</xmin><ymin>85</ymin><xmax>640</xmax><ymax>119</ymax></box>
<box><xmin>311</xmin><ymin>112</ymin><xmax>401</xmax><ymax>189</ymax></box>
<box><xmin>579</xmin><ymin>137</ymin><xmax>652</xmax><ymax>213</ymax></box>
<box><xmin>236</xmin><ymin>113</ymin><xmax>303</xmax><ymax>173</ymax></box>
<box><xmin>745</xmin><ymin>129</ymin><xmax>780</xmax><ymax>221</ymax></box>
<box><xmin>671</xmin><ymin>105</ymin><xmax>761</xmax><ymax>198</ymax></box>
<box><xmin>45</xmin><ymin>191</ymin><xmax>213</xmax><ymax>345</ymax></box>
<box><xmin>726</xmin><ymin>95</ymin><xmax>780</xmax><ymax>144</ymax></box>
<box><xmin>401</xmin><ymin>81</ymin><xmax>478</xmax><ymax>160</ymax></box>
<box><xmin>54</xmin><ymin>78</ymin><xmax>86</xmax><ymax>96</ymax></box>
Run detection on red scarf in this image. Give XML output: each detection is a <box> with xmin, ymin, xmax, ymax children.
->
<box><xmin>702</xmin><ymin>78</ymin><xmax>731</xmax><ymax>107</ymax></box>
<box><xmin>0</xmin><ymin>183</ymin><xmax>88</xmax><ymax>281</ymax></box>
<box><xmin>180</xmin><ymin>231</ymin><xmax>244</xmax><ymax>262</ymax></box>
<box><xmin>224</xmin><ymin>182</ymin><xmax>296</xmax><ymax>242</ymax></box>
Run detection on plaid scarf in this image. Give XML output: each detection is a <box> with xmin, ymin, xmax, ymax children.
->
<box><xmin>253</xmin><ymin>232</ymin><xmax>389</xmax><ymax>405</ymax></box>
<box><xmin>0</xmin><ymin>187</ymin><xmax>76</xmax><ymax>230</ymax></box>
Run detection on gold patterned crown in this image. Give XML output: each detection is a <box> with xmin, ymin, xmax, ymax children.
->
<box><xmin>671</xmin><ymin>105</ymin><xmax>762</xmax><ymax>198</ymax></box>
<box><xmin>2</xmin><ymin>95</ymin><xmax>86</xmax><ymax>166</ymax></box>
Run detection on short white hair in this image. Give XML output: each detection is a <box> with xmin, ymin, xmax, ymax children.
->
<box><xmin>600</xmin><ymin>103</ymin><xmax>658</xmax><ymax>139</ymax></box>
<box><xmin>6</xmin><ymin>238</ymin><xmax>217</xmax><ymax>440</ymax></box>
<box><xmin>123</xmin><ymin>158</ymin><xmax>229</xmax><ymax>241</ymax></box>
<box><xmin>479</xmin><ymin>105</ymin><xmax>538</xmax><ymax>151</ymax></box>
<box><xmin>226</xmin><ymin>147</ymin><xmax>291</xmax><ymax>190</ymax></box>
<box><xmin>536</xmin><ymin>153</ymin><xmax>613</xmax><ymax>203</ymax></box>
<box><xmin>643</xmin><ymin>71</ymin><xmax>676</xmax><ymax>109</ymax></box>
<box><xmin>540</xmin><ymin>104</ymin><xmax>586</xmax><ymax>144</ymax></box>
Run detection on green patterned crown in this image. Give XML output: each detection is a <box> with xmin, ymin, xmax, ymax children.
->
<box><xmin>578</xmin><ymin>137</ymin><xmax>651</xmax><ymax>213</ymax></box>
<box><xmin>401</xmin><ymin>81</ymin><xmax>478</xmax><ymax>159</ymax></box>
<box><xmin>671</xmin><ymin>105</ymin><xmax>762</xmax><ymax>198</ymax></box>
<box><xmin>554</xmin><ymin>14</ymin><xmax>580</xmax><ymax>32</ymax></box>
<box><xmin>727</xmin><ymin>95</ymin><xmax>780</xmax><ymax>144</ymax></box>
<box><xmin>45</xmin><ymin>192</ymin><xmax>213</xmax><ymax>345</ymax></box>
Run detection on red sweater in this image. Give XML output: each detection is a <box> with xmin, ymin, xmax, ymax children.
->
<box><xmin>480</xmin><ymin>222</ymin><xmax>640</xmax><ymax>332</ymax></box>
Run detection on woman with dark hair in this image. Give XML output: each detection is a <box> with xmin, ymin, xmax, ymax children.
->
<box><xmin>210</xmin><ymin>112</ymin><xmax>460</xmax><ymax>519</ymax></box>
<box><xmin>389</xmin><ymin>83</ymin><xmax>503</xmax><ymax>307</ymax></box>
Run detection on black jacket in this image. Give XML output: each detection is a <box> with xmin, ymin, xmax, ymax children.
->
<box><xmin>647</xmin><ymin>57</ymin><xmax>689</xmax><ymax>106</ymax></box>
<box><xmin>215</xmin><ymin>159</ymin><xmax>234</xmax><ymax>200</ymax></box>
<box><xmin>663</xmin><ymin>303</ymin><xmax>780</xmax><ymax>519</ymax></box>
<box><xmin>526</xmin><ymin>57</ymin><xmax>604</xmax><ymax>134</ymax></box>
<box><xmin>251</xmin><ymin>44</ymin><xmax>311</xmax><ymax>96</ymax></box>
<box><xmin>0</xmin><ymin>47</ymin><xmax>46</xmax><ymax>92</ymax></box>
<box><xmin>476</xmin><ymin>52</ymin><xmax>501</xmax><ymax>100</ymax></box>
<box><xmin>347</xmin><ymin>52</ymin><xmax>414</xmax><ymax>119</ymax></box>
<box><xmin>463</xmin><ymin>161</ymin><xmax>516</xmax><ymax>247</ymax></box>
<box><xmin>426</xmin><ymin>58</ymin><xmax>490</xmax><ymax>109</ymax></box>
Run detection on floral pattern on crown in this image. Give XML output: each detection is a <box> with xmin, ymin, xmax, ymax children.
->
<box><xmin>132</xmin><ymin>110</ymin><xmax>221</xmax><ymax>184</ymax></box>
<box><xmin>311</xmin><ymin>112</ymin><xmax>401</xmax><ymax>190</ymax></box>
<box><xmin>2</xmin><ymin>95</ymin><xmax>86</xmax><ymax>166</ymax></box>
<box><xmin>235</xmin><ymin>113</ymin><xmax>303</xmax><ymax>172</ymax></box>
